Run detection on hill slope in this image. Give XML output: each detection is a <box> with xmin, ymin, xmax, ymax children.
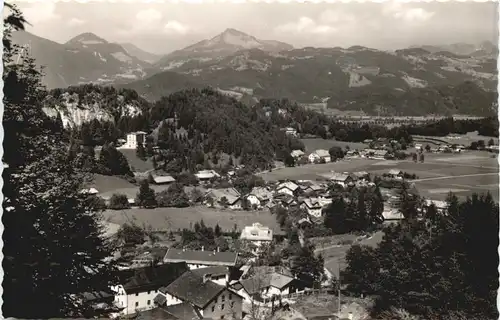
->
<box><xmin>120</xmin><ymin>42</ymin><xmax>162</xmax><ymax>63</ymax></box>
<box><xmin>12</xmin><ymin>31</ymin><xmax>152</xmax><ymax>89</ymax></box>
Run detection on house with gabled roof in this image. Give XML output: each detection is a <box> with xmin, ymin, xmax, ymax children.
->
<box><xmin>245</xmin><ymin>187</ymin><xmax>273</xmax><ymax>208</ymax></box>
<box><xmin>163</xmin><ymin>248</ymin><xmax>238</xmax><ymax>270</ymax></box>
<box><xmin>308</xmin><ymin>149</ymin><xmax>331</xmax><ymax>163</ymax></box>
<box><xmin>276</xmin><ymin>181</ymin><xmax>300</xmax><ymax>197</ymax></box>
<box><xmin>205</xmin><ymin>188</ymin><xmax>242</xmax><ymax>210</ymax></box>
<box><xmin>290</xmin><ymin>149</ymin><xmax>305</xmax><ymax>159</ymax></box>
<box><xmin>300</xmin><ymin>198</ymin><xmax>324</xmax><ymax>218</ymax></box>
<box><xmin>111</xmin><ymin>262</ymin><xmax>189</xmax><ymax>316</ymax></box>
<box><xmin>154</xmin><ymin>270</ymin><xmax>243</xmax><ymax>320</ymax></box>
<box><xmin>321</xmin><ymin>172</ymin><xmax>353</xmax><ymax>187</ymax></box>
<box><xmin>195</xmin><ymin>170</ymin><xmax>220</xmax><ymax>182</ymax></box>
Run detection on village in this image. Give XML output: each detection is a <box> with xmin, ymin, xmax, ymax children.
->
<box><xmin>72</xmin><ymin>129</ymin><xmax>496</xmax><ymax>320</ymax></box>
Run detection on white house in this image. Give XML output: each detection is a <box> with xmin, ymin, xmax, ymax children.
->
<box><xmin>123</xmin><ymin>131</ymin><xmax>146</xmax><ymax>149</ymax></box>
<box><xmin>300</xmin><ymin>198</ymin><xmax>324</xmax><ymax>218</ymax></box>
<box><xmin>276</xmin><ymin>181</ymin><xmax>300</xmax><ymax>196</ymax></box>
<box><xmin>240</xmin><ymin>223</ymin><xmax>273</xmax><ymax>252</ymax></box>
<box><xmin>382</xmin><ymin>207</ymin><xmax>404</xmax><ymax>224</ymax></box>
<box><xmin>322</xmin><ymin>172</ymin><xmax>353</xmax><ymax>187</ymax></box>
<box><xmin>80</xmin><ymin>187</ymin><xmax>99</xmax><ymax>195</ymax></box>
<box><xmin>308</xmin><ymin>149</ymin><xmax>331</xmax><ymax>163</ymax></box>
<box><xmin>111</xmin><ymin>262</ymin><xmax>189</xmax><ymax>317</ymax></box>
<box><xmin>151</xmin><ymin>174</ymin><xmax>176</xmax><ymax>185</ymax></box>
<box><xmin>163</xmin><ymin>248</ymin><xmax>238</xmax><ymax>270</ymax></box>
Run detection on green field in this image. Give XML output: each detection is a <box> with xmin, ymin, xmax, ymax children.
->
<box><xmin>102</xmin><ymin>206</ymin><xmax>281</xmax><ymax>233</ymax></box>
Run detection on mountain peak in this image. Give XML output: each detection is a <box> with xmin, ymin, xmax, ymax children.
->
<box><xmin>66</xmin><ymin>32</ymin><xmax>108</xmax><ymax>46</ymax></box>
<box><xmin>222</xmin><ymin>28</ymin><xmax>248</xmax><ymax>36</ymax></box>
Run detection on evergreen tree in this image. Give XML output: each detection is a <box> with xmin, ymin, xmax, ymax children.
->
<box><xmin>136</xmin><ymin>142</ymin><xmax>147</xmax><ymax>161</ymax></box>
<box><xmin>136</xmin><ymin>179</ymin><xmax>157</xmax><ymax>208</ymax></box>
<box><xmin>2</xmin><ymin>5</ymin><xmax>118</xmax><ymax>317</ymax></box>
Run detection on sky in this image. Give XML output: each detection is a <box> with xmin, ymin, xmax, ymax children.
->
<box><xmin>14</xmin><ymin>0</ymin><xmax>499</xmax><ymax>55</ymax></box>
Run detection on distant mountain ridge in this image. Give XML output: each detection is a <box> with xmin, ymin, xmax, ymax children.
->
<box><xmin>411</xmin><ymin>41</ymin><xmax>498</xmax><ymax>57</ymax></box>
<box><xmin>120</xmin><ymin>43</ymin><xmax>163</xmax><ymax>63</ymax></box>
<box><xmin>155</xmin><ymin>28</ymin><xmax>294</xmax><ymax>70</ymax></box>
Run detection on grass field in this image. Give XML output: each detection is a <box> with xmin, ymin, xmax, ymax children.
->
<box><xmin>300</xmin><ymin>138</ymin><xmax>368</xmax><ymax>153</ymax></box>
<box><xmin>102</xmin><ymin>206</ymin><xmax>281</xmax><ymax>233</ymax></box>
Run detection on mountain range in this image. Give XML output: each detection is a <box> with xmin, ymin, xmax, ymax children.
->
<box><xmin>13</xmin><ymin>28</ymin><xmax>498</xmax><ymax>116</ymax></box>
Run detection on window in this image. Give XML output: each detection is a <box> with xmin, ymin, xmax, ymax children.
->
<box><xmin>212</xmin><ymin>306</ymin><xmax>215</xmax><ymax>312</ymax></box>
<box><xmin>221</xmin><ymin>304</ymin><xmax>225</xmax><ymax>310</ymax></box>
<box><xmin>135</xmin><ymin>302</ymin><xmax>139</xmax><ymax>307</ymax></box>
<box><xmin>221</xmin><ymin>295</ymin><xmax>225</xmax><ymax>302</ymax></box>
<box><xmin>221</xmin><ymin>316</ymin><xmax>225</xmax><ymax>320</ymax></box>
<box><xmin>147</xmin><ymin>290</ymin><xmax>151</xmax><ymax>295</ymax></box>
<box><xmin>147</xmin><ymin>300</ymin><xmax>151</xmax><ymax>305</ymax></box>
<box><xmin>231</xmin><ymin>302</ymin><xmax>235</xmax><ymax>308</ymax></box>
<box><xmin>135</xmin><ymin>293</ymin><xmax>139</xmax><ymax>296</ymax></box>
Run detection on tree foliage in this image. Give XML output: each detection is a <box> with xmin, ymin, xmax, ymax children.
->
<box><xmin>341</xmin><ymin>192</ymin><xmax>499</xmax><ymax>319</ymax></box>
<box><xmin>2</xmin><ymin>4</ymin><xmax>117</xmax><ymax>317</ymax></box>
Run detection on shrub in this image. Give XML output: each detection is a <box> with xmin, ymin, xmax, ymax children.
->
<box><xmin>109</xmin><ymin>193</ymin><xmax>130</xmax><ymax>210</ymax></box>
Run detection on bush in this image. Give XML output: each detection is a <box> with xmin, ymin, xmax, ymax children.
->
<box><xmin>108</xmin><ymin>193</ymin><xmax>131</xmax><ymax>210</ymax></box>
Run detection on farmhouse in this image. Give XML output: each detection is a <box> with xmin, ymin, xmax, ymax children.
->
<box><xmin>308</xmin><ymin>149</ymin><xmax>331</xmax><ymax>163</ymax></box>
<box><xmin>163</xmin><ymin>248</ymin><xmax>238</xmax><ymax>270</ymax></box>
<box><xmin>155</xmin><ymin>270</ymin><xmax>244</xmax><ymax>320</ymax></box>
<box><xmin>205</xmin><ymin>188</ymin><xmax>242</xmax><ymax>209</ymax></box>
<box><xmin>240</xmin><ymin>223</ymin><xmax>273</xmax><ymax>252</ymax></box>
<box><xmin>237</xmin><ymin>271</ymin><xmax>302</xmax><ymax>301</ymax></box>
<box><xmin>382</xmin><ymin>207</ymin><xmax>404</xmax><ymax>224</ymax></box>
<box><xmin>327</xmin><ymin>172</ymin><xmax>353</xmax><ymax>187</ymax></box>
<box><xmin>195</xmin><ymin>170</ymin><xmax>220</xmax><ymax>181</ymax></box>
<box><xmin>111</xmin><ymin>262</ymin><xmax>189</xmax><ymax>316</ymax></box>
<box><xmin>191</xmin><ymin>266</ymin><xmax>231</xmax><ymax>287</ymax></box>
<box><xmin>124</xmin><ymin>131</ymin><xmax>146</xmax><ymax>149</ymax></box>
<box><xmin>246</xmin><ymin>187</ymin><xmax>273</xmax><ymax>208</ymax></box>
<box><xmin>276</xmin><ymin>181</ymin><xmax>300</xmax><ymax>196</ymax></box>
<box><xmin>388</xmin><ymin>169</ymin><xmax>404</xmax><ymax>179</ymax></box>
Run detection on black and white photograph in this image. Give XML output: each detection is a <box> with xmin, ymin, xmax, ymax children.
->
<box><xmin>2</xmin><ymin>0</ymin><xmax>499</xmax><ymax>319</ymax></box>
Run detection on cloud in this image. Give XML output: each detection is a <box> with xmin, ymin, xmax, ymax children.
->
<box><xmin>275</xmin><ymin>17</ymin><xmax>337</xmax><ymax>35</ymax></box>
<box><xmin>135</xmin><ymin>8</ymin><xmax>163</xmax><ymax>23</ymax></box>
<box><xmin>23</xmin><ymin>2</ymin><xmax>61</xmax><ymax>25</ymax></box>
<box><xmin>67</xmin><ymin>18</ymin><xmax>86</xmax><ymax>27</ymax></box>
<box><xmin>383</xmin><ymin>2</ymin><xmax>435</xmax><ymax>23</ymax></box>
<box><xmin>163</xmin><ymin>20</ymin><xmax>190</xmax><ymax>34</ymax></box>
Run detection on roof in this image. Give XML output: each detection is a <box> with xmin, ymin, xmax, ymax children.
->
<box><xmin>162</xmin><ymin>302</ymin><xmax>201</xmax><ymax>320</ymax></box>
<box><xmin>80</xmin><ymin>291</ymin><xmax>114</xmax><ymax>303</ymax></box>
<box><xmin>164</xmin><ymin>248</ymin><xmax>238</xmax><ymax>266</ymax></box>
<box><xmin>353</xmin><ymin>171</ymin><xmax>369</xmax><ymax>177</ymax></box>
<box><xmin>135</xmin><ymin>307</ymin><xmax>179</xmax><ymax>320</ymax></box>
<box><xmin>207</xmin><ymin>188</ymin><xmax>241</xmax><ymax>205</ymax></box>
<box><xmin>128</xmin><ymin>131</ymin><xmax>147</xmax><ymax>135</ymax></box>
<box><xmin>240</xmin><ymin>223</ymin><xmax>273</xmax><ymax>241</ymax></box>
<box><xmin>153</xmin><ymin>175</ymin><xmax>176</xmax><ymax>184</ymax></box>
<box><xmin>388</xmin><ymin>169</ymin><xmax>403</xmax><ymax>175</ymax></box>
<box><xmin>382</xmin><ymin>209</ymin><xmax>404</xmax><ymax>221</ymax></box>
<box><xmin>80</xmin><ymin>187</ymin><xmax>99</xmax><ymax>195</ymax></box>
<box><xmin>328</xmin><ymin>172</ymin><xmax>350</xmax><ymax>182</ymax></box>
<box><xmin>291</xmin><ymin>149</ymin><xmax>305</xmax><ymax>157</ymax></box>
<box><xmin>195</xmin><ymin>170</ymin><xmax>220</xmax><ymax>180</ymax></box>
<box><xmin>118</xmin><ymin>262</ymin><xmax>189</xmax><ymax>294</ymax></box>
<box><xmin>191</xmin><ymin>266</ymin><xmax>229</xmax><ymax>278</ymax></box>
<box><xmin>277</xmin><ymin>181</ymin><xmax>299</xmax><ymax>192</ymax></box>
<box><xmin>425</xmin><ymin>199</ymin><xmax>448</xmax><ymax>209</ymax></box>
<box><xmin>249</xmin><ymin>187</ymin><xmax>273</xmax><ymax>200</ymax></box>
<box><xmin>163</xmin><ymin>271</ymin><xmax>226</xmax><ymax>308</ymax></box>
<box><xmin>314</xmin><ymin>149</ymin><xmax>330</xmax><ymax>158</ymax></box>
<box><xmin>301</xmin><ymin>198</ymin><xmax>323</xmax><ymax>209</ymax></box>
<box><xmin>240</xmin><ymin>273</ymin><xmax>295</xmax><ymax>295</ymax></box>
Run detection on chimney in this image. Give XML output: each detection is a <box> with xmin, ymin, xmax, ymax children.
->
<box><xmin>201</xmin><ymin>246</ymin><xmax>204</xmax><ymax>251</ymax></box>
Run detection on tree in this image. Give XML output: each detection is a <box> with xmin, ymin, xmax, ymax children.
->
<box><xmin>136</xmin><ymin>179</ymin><xmax>157</xmax><ymax>208</ymax></box>
<box><xmin>291</xmin><ymin>243</ymin><xmax>324</xmax><ymax>288</ymax></box>
<box><xmin>98</xmin><ymin>143</ymin><xmax>133</xmax><ymax>176</ymax></box>
<box><xmin>425</xmin><ymin>144</ymin><xmax>431</xmax><ymax>152</ymax></box>
<box><xmin>412</xmin><ymin>153</ymin><xmax>418</xmax><ymax>162</ymax></box>
<box><xmin>2</xmin><ymin>5</ymin><xmax>117</xmax><ymax>317</ymax></box>
<box><xmin>156</xmin><ymin>183</ymin><xmax>189</xmax><ymax>208</ymax></box>
<box><xmin>109</xmin><ymin>193</ymin><xmax>131</xmax><ymax>209</ymax></box>
<box><xmin>136</xmin><ymin>142</ymin><xmax>147</xmax><ymax>161</ymax></box>
<box><xmin>220</xmin><ymin>196</ymin><xmax>229</xmax><ymax>208</ymax></box>
<box><xmin>487</xmin><ymin>138</ymin><xmax>495</xmax><ymax>146</ymax></box>
<box><xmin>419</xmin><ymin>153</ymin><xmax>424</xmax><ymax>163</ymax></box>
<box><xmin>116</xmin><ymin>223</ymin><xmax>146</xmax><ymax>246</ymax></box>
<box><xmin>329</xmin><ymin>146</ymin><xmax>344</xmax><ymax>161</ymax></box>
<box><xmin>342</xmin><ymin>193</ymin><xmax>499</xmax><ymax>319</ymax></box>
<box><xmin>477</xmin><ymin>140</ymin><xmax>485</xmax><ymax>150</ymax></box>
<box><xmin>284</xmin><ymin>154</ymin><xmax>295</xmax><ymax>167</ymax></box>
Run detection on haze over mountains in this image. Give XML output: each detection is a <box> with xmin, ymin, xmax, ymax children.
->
<box><xmin>14</xmin><ymin>27</ymin><xmax>498</xmax><ymax>116</ymax></box>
